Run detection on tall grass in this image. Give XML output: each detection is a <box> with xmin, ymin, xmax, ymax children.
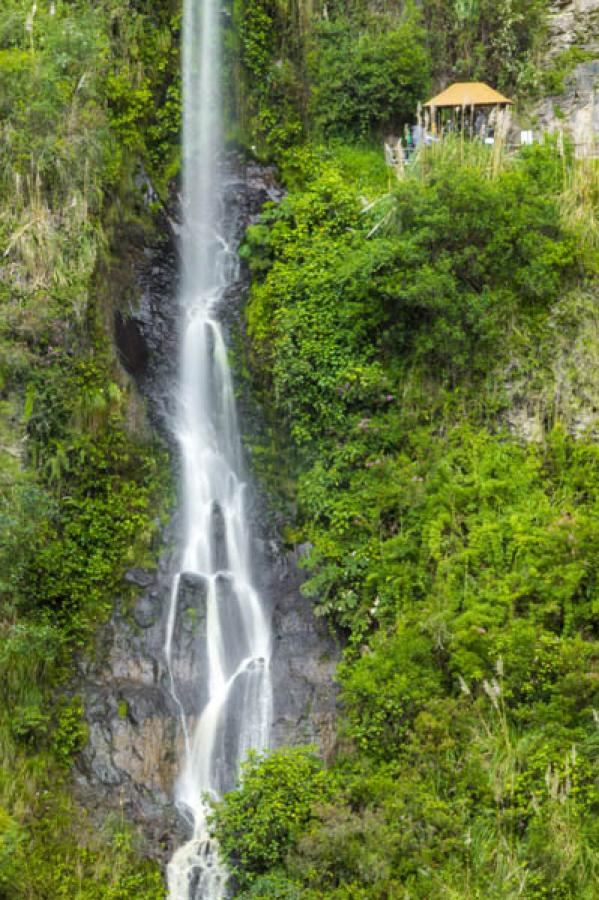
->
<box><xmin>560</xmin><ymin>155</ymin><xmax>599</xmax><ymax>263</ymax></box>
<box><xmin>391</xmin><ymin>130</ymin><xmax>599</xmax><ymax>259</ymax></box>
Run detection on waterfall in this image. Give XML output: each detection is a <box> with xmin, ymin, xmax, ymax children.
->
<box><xmin>165</xmin><ymin>0</ymin><xmax>273</xmax><ymax>896</ymax></box>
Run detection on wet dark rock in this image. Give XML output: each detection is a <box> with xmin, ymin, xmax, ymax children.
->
<box><xmin>114</xmin><ymin>311</ymin><xmax>149</xmax><ymax>375</ymax></box>
<box><xmin>269</xmin><ymin>547</ymin><xmax>338</xmax><ymax>757</ymax></box>
<box><xmin>125</xmin><ymin>567</ymin><xmax>156</xmax><ymax>588</ymax></box>
<box><xmin>177</xmin><ymin>572</ymin><xmax>209</xmax><ymax>611</ymax></box>
<box><xmin>214</xmin><ymin>575</ymin><xmax>253</xmax><ymax>679</ymax></box>
<box><xmin>210</xmin><ymin>502</ymin><xmax>229</xmax><ymax>571</ymax></box>
<box><xmin>133</xmin><ymin>595</ymin><xmax>160</xmax><ymax>628</ymax></box>
<box><xmin>168</xmin><ymin>573</ymin><xmax>210</xmax><ymax>713</ymax></box>
<box><xmin>75</xmin><ymin>522</ymin><xmax>187</xmax><ymax>857</ymax></box>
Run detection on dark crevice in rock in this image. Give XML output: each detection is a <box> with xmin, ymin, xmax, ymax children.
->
<box><xmin>114</xmin><ymin>311</ymin><xmax>149</xmax><ymax>375</ymax></box>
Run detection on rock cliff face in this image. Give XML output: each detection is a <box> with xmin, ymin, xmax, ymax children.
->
<box><xmin>535</xmin><ymin>0</ymin><xmax>599</xmax><ymax>145</ymax></box>
<box><xmin>74</xmin><ymin>161</ymin><xmax>338</xmax><ymax>855</ymax></box>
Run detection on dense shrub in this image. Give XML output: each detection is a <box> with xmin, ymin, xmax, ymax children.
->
<box><xmin>211</xmin><ymin>748</ymin><xmax>332</xmax><ymax>890</ymax></box>
<box><xmin>235</xmin><ymin>141</ymin><xmax>599</xmax><ymax>896</ymax></box>
<box><xmin>246</xmin><ymin>143</ymin><xmax>577</xmax><ymax>450</ymax></box>
<box><xmin>309</xmin><ymin>17</ymin><xmax>430</xmax><ymax>139</ymax></box>
<box><xmin>232</xmin><ymin>0</ymin><xmax>303</xmax><ymax>156</ymax></box>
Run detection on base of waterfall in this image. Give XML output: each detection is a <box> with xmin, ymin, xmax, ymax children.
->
<box><xmin>167</xmin><ymin>815</ymin><xmax>228</xmax><ymax>900</ymax></box>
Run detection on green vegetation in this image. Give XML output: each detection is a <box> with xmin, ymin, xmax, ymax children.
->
<box><xmin>216</xmin><ymin>139</ymin><xmax>599</xmax><ymax>896</ymax></box>
<box><xmin>0</xmin><ymin>0</ymin><xmax>178</xmax><ymax>895</ymax></box>
<box><xmin>542</xmin><ymin>46</ymin><xmax>597</xmax><ymax>96</ymax></box>
<box><xmin>308</xmin><ymin>15</ymin><xmax>430</xmax><ymax>140</ymax></box>
<box><xmin>420</xmin><ymin>0</ymin><xmax>549</xmax><ymax>92</ymax></box>
<box><xmin>233</xmin><ymin>0</ymin><xmax>552</xmax><ymax>157</ymax></box>
<box><xmin>0</xmin><ymin>0</ymin><xmax>594</xmax><ymax>895</ymax></box>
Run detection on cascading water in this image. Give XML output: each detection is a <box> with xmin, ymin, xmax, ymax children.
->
<box><xmin>165</xmin><ymin>0</ymin><xmax>272</xmax><ymax>896</ymax></box>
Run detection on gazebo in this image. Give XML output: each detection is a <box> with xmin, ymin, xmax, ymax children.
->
<box><xmin>424</xmin><ymin>82</ymin><xmax>513</xmax><ymax>137</ymax></box>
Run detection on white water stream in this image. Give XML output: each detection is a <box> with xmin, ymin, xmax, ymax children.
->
<box><xmin>165</xmin><ymin>0</ymin><xmax>272</xmax><ymax>896</ymax></box>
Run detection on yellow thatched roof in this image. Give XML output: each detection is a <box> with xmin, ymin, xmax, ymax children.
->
<box><xmin>425</xmin><ymin>82</ymin><xmax>513</xmax><ymax>108</ymax></box>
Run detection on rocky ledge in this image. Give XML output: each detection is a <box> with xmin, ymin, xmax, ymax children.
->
<box><xmin>535</xmin><ymin>0</ymin><xmax>599</xmax><ymax>145</ymax></box>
